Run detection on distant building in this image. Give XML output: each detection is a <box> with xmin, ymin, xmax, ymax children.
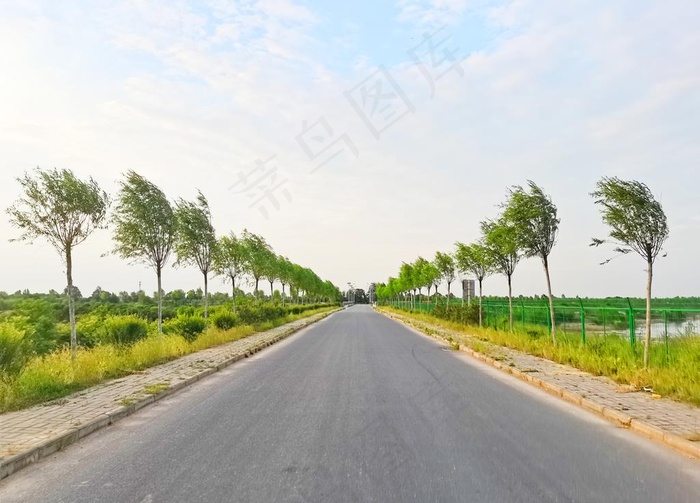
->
<box><xmin>462</xmin><ymin>279</ymin><xmax>475</xmax><ymax>303</ymax></box>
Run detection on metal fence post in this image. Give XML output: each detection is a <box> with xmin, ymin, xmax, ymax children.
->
<box><xmin>578</xmin><ymin>297</ymin><xmax>586</xmax><ymax>344</ymax></box>
<box><xmin>664</xmin><ymin>309</ymin><xmax>669</xmax><ymax>365</ymax></box>
<box><xmin>627</xmin><ymin>298</ymin><xmax>635</xmax><ymax>349</ymax></box>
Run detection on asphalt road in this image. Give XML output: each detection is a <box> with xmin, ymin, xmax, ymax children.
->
<box><xmin>1</xmin><ymin>305</ymin><xmax>698</xmax><ymax>502</ymax></box>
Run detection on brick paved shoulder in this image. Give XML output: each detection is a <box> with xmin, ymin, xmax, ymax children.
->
<box><xmin>382</xmin><ymin>310</ymin><xmax>700</xmax><ymax>457</ymax></box>
<box><xmin>0</xmin><ymin>310</ymin><xmax>337</xmax><ymax>478</ymax></box>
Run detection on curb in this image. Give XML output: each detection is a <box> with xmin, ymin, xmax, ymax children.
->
<box><xmin>379</xmin><ymin>310</ymin><xmax>700</xmax><ymax>460</ymax></box>
<box><xmin>0</xmin><ymin>309</ymin><xmax>339</xmax><ymax>480</ymax></box>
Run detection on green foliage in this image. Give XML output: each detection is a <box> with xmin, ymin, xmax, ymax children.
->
<box><xmin>384</xmin><ymin>307</ymin><xmax>700</xmax><ymax>405</ymax></box>
<box><xmin>431</xmin><ymin>302</ymin><xmax>481</xmax><ymax>325</ymax></box>
<box><xmin>170</xmin><ymin>316</ymin><xmax>207</xmax><ymax>342</ymax></box>
<box><xmin>481</xmin><ymin>218</ymin><xmax>521</xmax><ymax>279</ymax></box>
<box><xmin>0</xmin><ymin>323</ymin><xmax>32</xmax><ymax>375</ymax></box>
<box><xmin>174</xmin><ymin>191</ymin><xmax>217</xmax><ymax>295</ymax></box>
<box><xmin>502</xmin><ymin>180</ymin><xmax>559</xmax><ymax>261</ymax></box>
<box><xmin>11</xmin><ymin>299</ymin><xmax>62</xmax><ymax>355</ymax></box>
<box><xmin>590</xmin><ymin>177</ymin><xmax>669</xmax><ymax>263</ymax></box>
<box><xmin>111</xmin><ymin>170</ymin><xmax>176</xmax><ymax>333</ymax></box>
<box><xmin>212</xmin><ymin>312</ymin><xmax>238</xmax><ymax>331</ymax></box>
<box><xmin>99</xmin><ymin>316</ymin><xmax>149</xmax><ymax>346</ymax></box>
<box><xmin>0</xmin><ymin>306</ymin><xmax>334</xmax><ymax>411</ymax></box>
<box><xmin>6</xmin><ymin>167</ymin><xmax>110</xmax><ymax>253</ymax></box>
<box><xmin>454</xmin><ymin>242</ymin><xmax>494</xmax><ymax>283</ymax></box>
<box><xmin>6</xmin><ymin>167</ymin><xmax>110</xmax><ymax>358</ymax></box>
<box><xmin>213</xmin><ymin>232</ymin><xmax>248</xmax><ymax>300</ymax></box>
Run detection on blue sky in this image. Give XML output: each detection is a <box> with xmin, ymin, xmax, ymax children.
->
<box><xmin>1</xmin><ymin>0</ymin><xmax>699</xmax><ymax>299</ymax></box>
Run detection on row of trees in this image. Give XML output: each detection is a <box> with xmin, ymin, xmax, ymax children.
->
<box><xmin>7</xmin><ymin>168</ymin><xmax>340</xmax><ymax>358</ymax></box>
<box><xmin>375</xmin><ymin>178</ymin><xmax>669</xmax><ymax>368</ymax></box>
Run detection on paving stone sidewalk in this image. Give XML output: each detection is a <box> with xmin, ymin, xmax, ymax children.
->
<box><xmin>0</xmin><ymin>310</ymin><xmax>337</xmax><ymax>479</ymax></box>
<box><xmin>382</xmin><ymin>309</ymin><xmax>700</xmax><ymax>459</ymax></box>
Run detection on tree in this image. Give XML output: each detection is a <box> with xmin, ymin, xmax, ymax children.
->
<box><xmin>111</xmin><ymin>170</ymin><xmax>176</xmax><ymax>333</ymax></box>
<box><xmin>454</xmin><ymin>242</ymin><xmax>494</xmax><ymax>326</ymax></box>
<box><xmin>413</xmin><ymin>257</ymin><xmax>431</xmax><ymax>302</ymax></box>
<box><xmin>503</xmin><ymin>181</ymin><xmax>560</xmax><ymax>343</ymax></box>
<box><xmin>213</xmin><ymin>232</ymin><xmax>248</xmax><ymax>310</ymax></box>
<box><xmin>277</xmin><ymin>256</ymin><xmax>294</xmax><ymax>303</ymax></box>
<box><xmin>174</xmin><ymin>191</ymin><xmax>217</xmax><ymax>319</ymax></box>
<box><xmin>421</xmin><ymin>261</ymin><xmax>440</xmax><ymax>303</ymax></box>
<box><xmin>482</xmin><ymin>218</ymin><xmax>521</xmax><ymax>332</ymax></box>
<box><xmin>433</xmin><ymin>252</ymin><xmax>456</xmax><ymax>304</ymax></box>
<box><xmin>241</xmin><ymin>230</ymin><xmax>272</xmax><ymax>298</ymax></box>
<box><xmin>7</xmin><ymin>167</ymin><xmax>109</xmax><ymax>358</ymax></box>
<box><xmin>399</xmin><ymin>262</ymin><xmax>416</xmax><ymax>309</ymax></box>
<box><xmin>262</xmin><ymin>253</ymin><xmax>281</xmax><ymax>298</ymax></box>
<box><xmin>591</xmin><ymin>177</ymin><xmax>669</xmax><ymax>368</ymax></box>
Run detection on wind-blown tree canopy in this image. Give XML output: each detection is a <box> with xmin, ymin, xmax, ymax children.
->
<box><xmin>502</xmin><ymin>180</ymin><xmax>560</xmax><ymax>343</ymax></box>
<box><xmin>213</xmin><ymin>232</ymin><xmax>249</xmax><ymax>309</ymax></box>
<box><xmin>262</xmin><ymin>252</ymin><xmax>281</xmax><ymax>297</ymax></box>
<box><xmin>433</xmin><ymin>251</ymin><xmax>455</xmax><ymax>302</ymax></box>
<box><xmin>591</xmin><ymin>176</ymin><xmax>669</xmax><ymax>368</ymax></box>
<box><xmin>482</xmin><ymin>217</ymin><xmax>521</xmax><ymax>332</ymax></box>
<box><xmin>454</xmin><ymin>242</ymin><xmax>494</xmax><ymax>326</ymax></box>
<box><xmin>241</xmin><ymin>230</ymin><xmax>273</xmax><ymax>297</ymax></box>
<box><xmin>111</xmin><ymin>171</ymin><xmax>176</xmax><ymax>333</ymax></box>
<box><xmin>174</xmin><ymin>191</ymin><xmax>217</xmax><ymax>319</ymax></box>
<box><xmin>7</xmin><ymin>167</ymin><xmax>109</xmax><ymax>358</ymax></box>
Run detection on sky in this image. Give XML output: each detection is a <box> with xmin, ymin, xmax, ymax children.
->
<box><xmin>1</xmin><ymin>0</ymin><xmax>699</xmax><ymax>299</ymax></box>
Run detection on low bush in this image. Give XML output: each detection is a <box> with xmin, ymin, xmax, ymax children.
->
<box><xmin>0</xmin><ymin>322</ymin><xmax>32</xmax><ymax>375</ymax></box>
<box><xmin>100</xmin><ymin>315</ymin><xmax>149</xmax><ymax>346</ymax></box>
<box><xmin>173</xmin><ymin>316</ymin><xmax>207</xmax><ymax>342</ymax></box>
<box><xmin>213</xmin><ymin>312</ymin><xmax>238</xmax><ymax>331</ymax></box>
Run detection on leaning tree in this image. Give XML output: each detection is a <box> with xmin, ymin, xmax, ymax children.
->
<box><xmin>111</xmin><ymin>171</ymin><xmax>176</xmax><ymax>334</ymax></box>
<box><xmin>502</xmin><ymin>181</ymin><xmax>560</xmax><ymax>344</ymax></box>
<box><xmin>481</xmin><ymin>218</ymin><xmax>521</xmax><ymax>332</ymax></box>
<box><xmin>7</xmin><ymin>168</ymin><xmax>109</xmax><ymax>358</ymax></box>
<box><xmin>591</xmin><ymin>177</ymin><xmax>669</xmax><ymax>368</ymax></box>
<box><xmin>174</xmin><ymin>191</ymin><xmax>217</xmax><ymax>320</ymax></box>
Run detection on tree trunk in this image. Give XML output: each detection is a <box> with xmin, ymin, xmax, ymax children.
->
<box><xmin>478</xmin><ymin>278</ymin><xmax>483</xmax><ymax>327</ymax></box>
<box><xmin>254</xmin><ymin>276</ymin><xmax>260</xmax><ymax>298</ymax></box>
<box><xmin>157</xmin><ymin>264</ymin><xmax>163</xmax><ymax>333</ymax></box>
<box><xmin>65</xmin><ymin>245</ymin><xmax>77</xmax><ymax>360</ymax></box>
<box><xmin>230</xmin><ymin>274</ymin><xmax>236</xmax><ymax>312</ymax></box>
<box><xmin>203</xmin><ymin>271</ymin><xmax>209</xmax><ymax>320</ymax></box>
<box><xmin>543</xmin><ymin>256</ymin><xmax>556</xmax><ymax>345</ymax></box>
<box><xmin>281</xmin><ymin>283</ymin><xmax>286</xmax><ymax>305</ymax></box>
<box><xmin>447</xmin><ymin>281</ymin><xmax>451</xmax><ymax>306</ymax></box>
<box><xmin>507</xmin><ymin>273</ymin><xmax>514</xmax><ymax>333</ymax></box>
<box><xmin>644</xmin><ymin>260</ymin><xmax>653</xmax><ymax>368</ymax></box>
<box><xmin>270</xmin><ymin>280</ymin><xmax>274</xmax><ymax>297</ymax></box>
<box><xmin>434</xmin><ymin>283</ymin><xmax>438</xmax><ymax>304</ymax></box>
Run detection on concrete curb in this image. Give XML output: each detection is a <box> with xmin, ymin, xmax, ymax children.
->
<box><xmin>379</xmin><ymin>310</ymin><xmax>700</xmax><ymax>460</ymax></box>
<box><xmin>0</xmin><ymin>309</ymin><xmax>339</xmax><ymax>480</ymax></box>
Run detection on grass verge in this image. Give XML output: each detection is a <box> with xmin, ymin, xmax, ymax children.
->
<box><xmin>0</xmin><ymin>307</ymin><xmax>335</xmax><ymax>412</ymax></box>
<box><xmin>380</xmin><ymin>307</ymin><xmax>700</xmax><ymax>406</ymax></box>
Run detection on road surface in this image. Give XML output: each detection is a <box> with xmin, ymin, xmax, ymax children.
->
<box><xmin>1</xmin><ymin>305</ymin><xmax>698</xmax><ymax>502</ymax></box>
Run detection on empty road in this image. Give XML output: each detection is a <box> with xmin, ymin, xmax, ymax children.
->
<box><xmin>1</xmin><ymin>305</ymin><xmax>698</xmax><ymax>502</ymax></box>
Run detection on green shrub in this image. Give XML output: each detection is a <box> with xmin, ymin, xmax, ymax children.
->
<box><xmin>0</xmin><ymin>322</ymin><xmax>32</xmax><ymax>375</ymax></box>
<box><xmin>175</xmin><ymin>316</ymin><xmax>207</xmax><ymax>342</ymax></box>
<box><xmin>213</xmin><ymin>312</ymin><xmax>238</xmax><ymax>331</ymax></box>
<box><xmin>100</xmin><ymin>315</ymin><xmax>149</xmax><ymax>346</ymax></box>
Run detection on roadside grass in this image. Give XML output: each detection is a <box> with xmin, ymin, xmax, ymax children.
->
<box><xmin>380</xmin><ymin>307</ymin><xmax>700</xmax><ymax>406</ymax></box>
<box><xmin>0</xmin><ymin>307</ymin><xmax>334</xmax><ymax>412</ymax></box>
